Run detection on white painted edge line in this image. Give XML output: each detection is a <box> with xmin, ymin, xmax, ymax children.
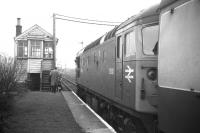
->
<box><xmin>71</xmin><ymin>91</ymin><xmax>117</xmax><ymax>133</ymax></box>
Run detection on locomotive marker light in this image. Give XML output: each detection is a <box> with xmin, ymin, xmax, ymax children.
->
<box><xmin>125</xmin><ymin>65</ymin><xmax>134</xmax><ymax>83</ymax></box>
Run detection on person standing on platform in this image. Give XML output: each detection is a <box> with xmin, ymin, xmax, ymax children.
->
<box><xmin>50</xmin><ymin>68</ymin><xmax>59</xmax><ymax>93</ymax></box>
<box><xmin>57</xmin><ymin>71</ymin><xmax>62</xmax><ymax>92</ymax></box>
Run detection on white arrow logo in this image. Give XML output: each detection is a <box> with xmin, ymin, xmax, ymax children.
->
<box><xmin>125</xmin><ymin>65</ymin><xmax>134</xmax><ymax>83</ymax></box>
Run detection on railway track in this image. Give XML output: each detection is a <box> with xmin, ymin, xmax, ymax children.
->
<box><xmin>61</xmin><ymin>77</ymin><xmax>77</xmax><ymax>92</ymax></box>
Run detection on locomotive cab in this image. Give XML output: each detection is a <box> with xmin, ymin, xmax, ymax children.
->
<box><xmin>115</xmin><ymin>4</ymin><xmax>159</xmax><ymax>114</ymax></box>
<box><xmin>135</xmin><ymin>24</ymin><xmax>159</xmax><ymax>113</ymax></box>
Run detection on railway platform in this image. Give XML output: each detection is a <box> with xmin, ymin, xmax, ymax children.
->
<box><xmin>4</xmin><ymin>89</ymin><xmax>115</xmax><ymax>133</ymax></box>
<box><xmin>62</xmin><ymin>90</ymin><xmax>116</xmax><ymax>133</ymax></box>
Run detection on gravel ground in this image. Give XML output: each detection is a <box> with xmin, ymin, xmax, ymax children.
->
<box><xmin>4</xmin><ymin>91</ymin><xmax>84</xmax><ymax>133</ymax></box>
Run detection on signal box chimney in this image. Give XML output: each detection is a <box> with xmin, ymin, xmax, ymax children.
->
<box><xmin>16</xmin><ymin>18</ymin><xmax>22</xmax><ymax>36</ymax></box>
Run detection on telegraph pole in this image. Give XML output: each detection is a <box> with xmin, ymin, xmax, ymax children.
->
<box><xmin>53</xmin><ymin>13</ymin><xmax>56</xmax><ymax>68</ymax></box>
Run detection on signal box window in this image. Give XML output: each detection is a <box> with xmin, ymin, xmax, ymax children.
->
<box><xmin>17</xmin><ymin>41</ymin><xmax>28</xmax><ymax>57</ymax></box>
<box><xmin>44</xmin><ymin>42</ymin><xmax>53</xmax><ymax>58</ymax></box>
<box><xmin>142</xmin><ymin>25</ymin><xmax>158</xmax><ymax>55</ymax></box>
<box><xmin>117</xmin><ymin>36</ymin><xmax>122</xmax><ymax>58</ymax></box>
<box><xmin>31</xmin><ymin>40</ymin><xmax>41</xmax><ymax>58</ymax></box>
<box><xmin>124</xmin><ymin>31</ymin><xmax>136</xmax><ymax>57</ymax></box>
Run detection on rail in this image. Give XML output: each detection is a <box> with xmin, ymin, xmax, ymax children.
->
<box><xmin>61</xmin><ymin>77</ymin><xmax>77</xmax><ymax>92</ymax></box>
<box><xmin>62</xmin><ymin>77</ymin><xmax>76</xmax><ymax>86</ymax></box>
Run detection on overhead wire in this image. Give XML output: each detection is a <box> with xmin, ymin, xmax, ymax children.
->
<box><xmin>55</xmin><ymin>17</ymin><xmax>118</xmax><ymax>26</ymax></box>
<box><xmin>55</xmin><ymin>13</ymin><xmax>121</xmax><ymax>24</ymax></box>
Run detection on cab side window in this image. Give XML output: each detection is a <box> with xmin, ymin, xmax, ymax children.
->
<box><xmin>142</xmin><ymin>25</ymin><xmax>158</xmax><ymax>55</ymax></box>
<box><xmin>124</xmin><ymin>31</ymin><xmax>136</xmax><ymax>57</ymax></box>
<box><xmin>117</xmin><ymin>36</ymin><xmax>122</xmax><ymax>58</ymax></box>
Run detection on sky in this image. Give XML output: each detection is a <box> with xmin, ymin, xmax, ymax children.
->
<box><xmin>0</xmin><ymin>0</ymin><xmax>160</xmax><ymax>69</ymax></box>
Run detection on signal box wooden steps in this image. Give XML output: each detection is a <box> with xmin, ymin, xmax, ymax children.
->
<box><xmin>41</xmin><ymin>70</ymin><xmax>51</xmax><ymax>91</ymax></box>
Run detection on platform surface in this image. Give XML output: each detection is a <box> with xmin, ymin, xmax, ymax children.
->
<box><xmin>62</xmin><ymin>91</ymin><xmax>116</xmax><ymax>133</ymax></box>
<box><xmin>4</xmin><ymin>91</ymin><xmax>84</xmax><ymax>133</ymax></box>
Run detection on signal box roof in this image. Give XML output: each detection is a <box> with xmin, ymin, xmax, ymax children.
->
<box><xmin>15</xmin><ymin>24</ymin><xmax>58</xmax><ymax>42</ymax></box>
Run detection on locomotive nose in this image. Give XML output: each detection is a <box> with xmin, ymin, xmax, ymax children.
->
<box><xmin>147</xmin><ymin>68</ymin><xmax>157</xmax><ymax>81</ymax></box>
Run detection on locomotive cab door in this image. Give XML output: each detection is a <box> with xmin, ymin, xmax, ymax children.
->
<box><xmin>122</xmin><ymin>30</ymin><xmax>136</xmax><ymax>108</ymax></box>
<box><xmin>115</xmin><ymin>29</ymin><xmax>136</xmax><ymax>108</ymax></box>
<box><xmin>115</xmin><ymin>36</ymin><xmax>123</xmax><ymax>99</ymax></box>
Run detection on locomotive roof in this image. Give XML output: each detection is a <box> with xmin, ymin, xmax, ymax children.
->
<box><xmin>160</xmin><ymin>0</ymin><xmax>177</xmax><ymax>8</ymax></box>
<box><xmin>83</xmin><ymin>26</ymin><xmax>118</xmax><ymax>52</ymax></box>
<box><xmin>117</xmin><ymin>4</ymin><xmax>159</xmax><ymax>31</ymax></box>
<box><xmin>159</xmin><ymin>0</ymin><xmax>190</xmax><ymax>10</ymax></box>
<box><xmin>84</xmin><ymin>37</ymin><xmax>101</xmax><ymax>52</ymax></box>
<box><xmin>82</xmin><ymin>4</ymin><xmax>159</xmax><ymax>53</ymax></box>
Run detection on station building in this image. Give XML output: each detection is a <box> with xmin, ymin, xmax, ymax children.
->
<box><xmin>14</xmin><ymin>18</ymin><xmax>58</xmax><ymax>91</ymax></box>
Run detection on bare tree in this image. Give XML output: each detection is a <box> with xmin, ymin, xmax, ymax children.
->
<box><xmin>0</xmin><ymin>55</ymin><xmax>26</xmax><ymax>132</ymax></box>
<box><xmin>0</xmin><ymin>55</ymin><xmax>24</xmax><ymax>94</ymax></box>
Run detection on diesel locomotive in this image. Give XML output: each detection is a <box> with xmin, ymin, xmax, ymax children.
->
<box><xmin>75</xmin><ymin>4</ymin><xmax>159</xmax><ymax>133</ymax></box>
<box><xmin>75</xmin><ymin>0</ymin><xmax>200</xmax><ymax>133</ymax></box>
